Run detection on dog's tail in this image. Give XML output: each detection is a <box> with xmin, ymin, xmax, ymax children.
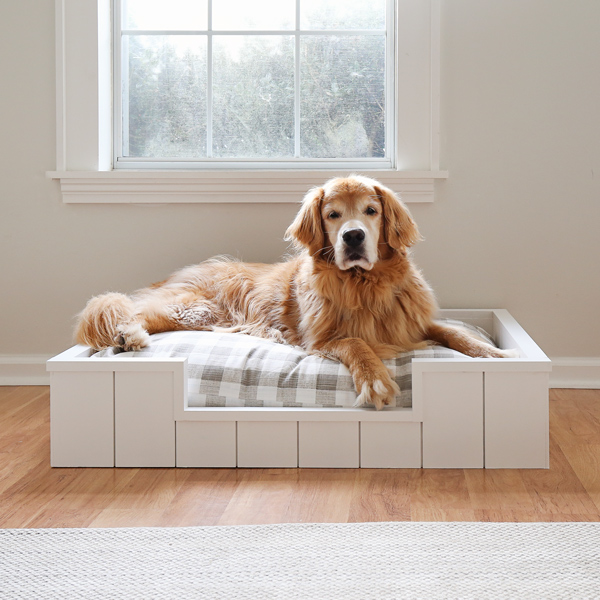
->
<box><xmin>75</xmin><ymin>292</ymin><xmax>136</xmax><ymax>350</ymax></box>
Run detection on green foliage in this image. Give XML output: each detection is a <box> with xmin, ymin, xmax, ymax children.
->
<box><xmin>300</xmin><ymin>35</ymin><xmax>385</xmax><ymax>158</ymax></box>
<box><xmin>124</xmin><ymin>31</ymin><xmax>386</xmax><ymax>159</ymax></box>
<box><xmin>212</xmin><ymin>36</ymin><xmax>295</xmax><ymax>158</ymax></box>
<box><xmin>127</xmin><ymin>36</ymin><xmax>207</xmax><ymax>158</ymax></box>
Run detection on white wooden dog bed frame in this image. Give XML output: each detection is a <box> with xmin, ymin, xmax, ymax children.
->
<box><xmin>47</xmin><ymin>309</ymin><xmax>551</xmax><ymax>470</ymax></box>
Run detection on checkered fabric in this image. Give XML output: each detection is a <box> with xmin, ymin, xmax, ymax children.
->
<box><xmin>93</xmin><ymin>320</ymin><xmax>494</xmax><ymax>409</ymax></box>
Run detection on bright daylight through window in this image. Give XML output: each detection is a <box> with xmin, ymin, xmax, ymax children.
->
<box><xmin>115</xmin><ymin>0</ymin><xmax>393</xmax><ymax>168</ymax></box>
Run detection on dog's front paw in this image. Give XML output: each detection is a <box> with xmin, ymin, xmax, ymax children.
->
<box><xmin>115</xmin><ymin>323</ymin><xmax>150</xmax><ymax>351</ymax></box>
<box><xmin>354</xmin><ymin>373</ymin><xmax>400</xmax><ymax>410</ymax></box>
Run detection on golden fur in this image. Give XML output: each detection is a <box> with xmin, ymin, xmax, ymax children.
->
<box><xmin>76</xmin><ymin>176</ymin><xmax>513</xmax><ymax>409</ymax></box>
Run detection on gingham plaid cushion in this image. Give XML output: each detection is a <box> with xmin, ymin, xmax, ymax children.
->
<box><xmin>92</xmin><ymin>319</ymin><xmax>494</xmax><ymax>409</ymax></box>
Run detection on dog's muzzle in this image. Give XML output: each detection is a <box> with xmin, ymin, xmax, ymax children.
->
<box><xmin>337</xmin><ymin>225</ymin><xmax>373</xmax><ymax>270</ymax></box>
<box><xmin>341</xmin><ymin>227</ymin><xmax>369</xmax><ymax>264</ymax></box>
<box><xmin>342</xmin><ymin>228</ymin><xmax>366</xmax><ymax>248</ymax></box>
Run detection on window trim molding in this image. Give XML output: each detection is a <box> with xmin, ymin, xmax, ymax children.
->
<box><xmin>46</xmin><ymin>169</ymin><xmax>448</xmax><ymax>204</ymax></box>
<box><xmin>49</xmin><ymin>0</ymin><xmax>446</xmax><ymax>204</ymax></box>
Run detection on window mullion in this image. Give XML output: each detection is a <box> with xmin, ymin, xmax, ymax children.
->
<box><xmin>387</xmin><ymin>0</ymin><xmax>396</xmax><ymax>167</ymax></box>
<box><xmin>115</xmin><ymin>0</ymin><xmax>128</xmax><ymax>158</ymax></box>
<box><xmin>207</xmin><ymin>0</ymin><xmax>213</xmax><ymax>158</ymax></box>
<box><xmin>294</xmin><ymin>0</ymin><xmax>301</xmax><ymax>158</ymax></box>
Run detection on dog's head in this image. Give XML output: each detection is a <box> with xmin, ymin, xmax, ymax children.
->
<box><xmin>285</xmin><ymin>176</ymin><xmax>421</xmax><ymax>270</ymax></box>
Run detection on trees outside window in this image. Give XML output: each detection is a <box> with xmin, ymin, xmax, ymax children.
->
<box><xmin>117</xmin><ymin>0</ymin><xmax>390</xmax><ymax>165</ymax></box>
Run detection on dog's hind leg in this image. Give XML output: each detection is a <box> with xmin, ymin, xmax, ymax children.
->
<box><xmin>75</xmin><ymin>292</ymin><xmax>149</xmax><ymax>351</ymax></box>
<box><xmin>426</xmin><ymin>322</ymin><xmax>519</xmax><ymax>358</ymax></box>
<box><xmin>164</xmin><ymin>302</ymin><xmax>224</xmax><ymax>330</ymax></box>
<box><xmin>77</xmin><ymin>292</ymin><xmax>228</xmax><ymax>351</ymax></box>
<box><xmin>135</xmin><ymin>296</ymin><xmax>230</xmax><ymax>334</ymax></box>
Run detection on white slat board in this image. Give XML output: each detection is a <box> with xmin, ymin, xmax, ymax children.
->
<box><xmin>485</xmin><ymin>371</ymin><xmax>549</xmax><ymax>468</ymax></box>
<box><xmin>50</xmin><ymin>371</ymin><xmax>114</xmax><ymax>467</ymax></box>
<box><xmin>299</xmin><ymin>421</ymin><xmax>359</xmax><ymax>468</ymax></box>
<box><xmin>422</xmin><ymin>371</ymin><xmax>483</xmax><ymax>468</ymax></box>
<box><xmin>115</xmin><ymin>371</ymin><xmax>175</xmax><ymax>467</ymax></box>
<box><xmin>176</xmin><ymin>421</ymin><xmax>237</xmax><ymax>467</ymax></box>
<box><xmin>237</xmin><ymin>421</ymin><xmax>298</xmax><ymax>468</ymax></box>
<box><xmin>361</xmin><ymin>422</ymin><xmax>422</xmax><ymax>468</ymax></box>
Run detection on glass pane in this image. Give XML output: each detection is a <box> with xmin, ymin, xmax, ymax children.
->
<box><xmin>124</xmin><ymin>36</ymin><xmax>207</xmax><ymax>158</ymax></box>
<box><xmin>123</xmin><ymin>0</ymin><xmax>208</xmax><ymax>31</ymax></box>
<box><xmin>212</xmin><ymin>0</ymin><xmax>295</xmax><ymax>30</ymax></box>
<box><xmin>301</xmin><ymin>0</ymin><xmax>386</xmax><ymax>30</ymax></box>
<box><xmin>212</xmin><ymin>36</ymin><xmax>294</xmax><ymax>158</ymax></box>
<box><xmin>300</xmin><ymin>36</ymin><xmax>386</xmax><ymax>158</ymax></box>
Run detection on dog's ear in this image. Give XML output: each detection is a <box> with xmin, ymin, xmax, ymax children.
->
<box><xmin>284</xmin><ymin>187</ymin><xmax>325</xmax><ymax>256</ymax></box>
<box><xmin>375</xmin><ymin>184</ymin><xmax>422</xmax><ymax>250</ymax></box>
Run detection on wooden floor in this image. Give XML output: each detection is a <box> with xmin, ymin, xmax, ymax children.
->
<box><xmin>1</xmin><ymin>386</ymin><xmax>600</xmax><ymax>528</ymax></box>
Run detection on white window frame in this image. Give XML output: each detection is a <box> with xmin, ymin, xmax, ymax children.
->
<box><xmin>48</xmin><ymin>0</ymin><xmax>447</xmax><ymax>204</ymax></box>
<box><xmin>114</xmin><ymin>0</ymin><xmax>395</xmax><ymax>171</ymax></box>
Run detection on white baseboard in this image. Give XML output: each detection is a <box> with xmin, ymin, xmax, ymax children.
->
<box><xmin>0</xmin><ymin>355</ymin><xmax>52</xmax><ymax>386</ymax></box>
<box><xmin>549</xmin><ymin>357</ymin><xmax>600</xmax><ymax>389</ymax></box>
<box><xmin>1</xmin><ymin>354</ymin><xmax>599</xmax><ymax>389</ymax></box>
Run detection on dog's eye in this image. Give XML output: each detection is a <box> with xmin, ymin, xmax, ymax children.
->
<box><xmin>328</xmin><ymin>211</ymin><xmax>341</xmax><ymax>219</ymax></box>
<box><xmin>365</xmin><ymin>207</ymin><xmax>378</xmax><ymax>216</ymax></box>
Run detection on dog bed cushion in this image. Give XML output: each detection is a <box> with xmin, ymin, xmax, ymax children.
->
<box><xmin>91</xmin><ymin>320</ymin><xmax>494</xmax><ymax>409</ymax></box>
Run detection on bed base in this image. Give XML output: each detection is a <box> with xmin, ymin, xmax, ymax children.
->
<box><xmin>47</xmin><ymin>309</ymin><xmax>551</xmax><ymax>469</ymax></box>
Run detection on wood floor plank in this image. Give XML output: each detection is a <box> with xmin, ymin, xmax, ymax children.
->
<box><xmin>475</xmin><ymin>510</ymin><xmax>600</xmax><ymax>522</ymax></box>
<box><xmin>101</xmin><ymin>468</ymin><xmax>191</xmax><ymax>512</ymax></box>
<box><xmin>218</xmin><ymin>469</ymin><xmax>301</xmax><ymax>525</ymax></box>
<box><xmin>280</xmin><ymin>469</ymin><xmax>357</xmax><ymax>524</ymax></box>
<box><xmin>348</xmin><ymin>469</ymin><xmax>413</xmax><ymax>522</ymax></box>
<box><xmin>519</xmin><ymin>438</ymin><xmax>599</xmax><ymax>515</ymax></box>
<box><xmin>0</xmin><ymin>386</ymin><xmax>19</xmax><ymax>399</ymax></box>
<box><xmin>156</xmin><ymin>469</ymin><xmax>243</xmax><ymax>527</ymax></box>
<box><xmin>409</xmin><ymin>508</ymin><xmax>478</xmax><ymax>521</ymax></box>
<box><xmin>0</xmin><ymin>460</ymin><xmax>82</xmax><ymax>528</ymax></box>
<box><xmin>0</xmin><ymin>386</ymin><xmax>39</xmax><ymax>409</ymax></box>
<box><xmin>572</xmin><ymin>390</ymin><xmax>600</xmax><ymax>428</ymax></box>
<box><xmin>464</xmin><ymin>469</ymin><xmax>534</xmax><ymax>513</ymax></box>
<box><xmin>0</xmin><ymin>386</ymin><xmax>50</xmax><ymax>497</ymax></box>
<box><xmin>25</xmin><ymin>468</ymin><xmax>140</xmax><ymax>528</ymax></box>
<box><xmin>550</xmin><ymin>389</ymin><xmax>600</xmax><ymax>446</ymax></box>
<box><xmin>89</xmin><ymin>508</ymin><xmax>167</xmax><ymax>528</ymax></box>
<box><xmin>0</xmin><ymin>430</ymin><xmax>49</xmax><ymax>497</ymax></box>
<box><xmin>560</xmin><ymin>443</ymin><xmax>600</xmax><ymax>513</ymax></box>
<box><xmin>409</xmin><ymin>469</ymin><xmax>471</xmax><ymax>519</ymax></box>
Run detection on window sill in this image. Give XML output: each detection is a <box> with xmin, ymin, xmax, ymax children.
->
<box><xmin>46</xmin><ymin>170</ymin><xmax>448</xmax><ymax>204</ymax></box>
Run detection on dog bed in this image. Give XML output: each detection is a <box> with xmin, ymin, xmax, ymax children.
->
<box><xmin>48</xmin><ymin>309</ymin><xmax>551</xmax><ymax>470</ymax></box>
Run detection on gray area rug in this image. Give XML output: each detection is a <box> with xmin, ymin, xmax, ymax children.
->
<box><xmin>1</xmin><ymin>521</ymin><xmax>599</xmax><ymax>599</ymax></box>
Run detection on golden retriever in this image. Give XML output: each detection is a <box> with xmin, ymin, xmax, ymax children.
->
<box><xmin>76</xmin><ymin>176</ymin><xmax>513</xmax><ymax>409</ymax></box>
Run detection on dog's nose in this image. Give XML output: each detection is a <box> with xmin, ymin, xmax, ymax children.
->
<box><xmin>342</xmin><ymin>228</ymin><xmax>366</xmax><ymax>247</ymax></box>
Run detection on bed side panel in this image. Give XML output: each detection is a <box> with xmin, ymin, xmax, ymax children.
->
<box><xmin>115</xmin><ymin>371</ymin><xmax>175</xmax><ymax>467</ymax></box>
<box><xmin>422</xmin><ymin>371</ymin><xmax>484</xmax><ymax>468</ymax></box>
<box><xmin>176</xmin><ymin>421</ymin><xmax>237</xmax><ymax>467</ymax></box>
<box><xmin>485</xmin><ymin>371</ymin><xmax>550</xmax><ymax>468</ymax></box>
<box><xmin>50</xmin><ymin>371</ymin><xmax>115</xmax><ymax>467</ymax></box>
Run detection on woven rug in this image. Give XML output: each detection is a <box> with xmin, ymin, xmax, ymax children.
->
<box><xmin>1</xmin><ymin>521</ymin><xmax>599</xmax><ymax>599</ymax></box>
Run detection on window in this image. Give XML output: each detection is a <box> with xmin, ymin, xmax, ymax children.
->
<box><xmin>50</xmin><ymin>0</ymin><xmax>446</xmax><ymax>203</ymax></box>
<box><xmin>115</xmin><ymin>0</ymin><xmax>393</xmax><ymax>169</ymax></box>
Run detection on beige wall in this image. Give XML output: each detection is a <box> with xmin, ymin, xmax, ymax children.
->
<box><xmin>1</xmin><ymin>0</ymin><xmax>598</xmax><ymax>359</ymax></box>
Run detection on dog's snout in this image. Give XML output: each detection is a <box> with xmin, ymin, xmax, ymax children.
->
<box><xmin>342</xmin><ymin>228</ymin><xmax>366</xmax><ymax>248</ymax></box>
